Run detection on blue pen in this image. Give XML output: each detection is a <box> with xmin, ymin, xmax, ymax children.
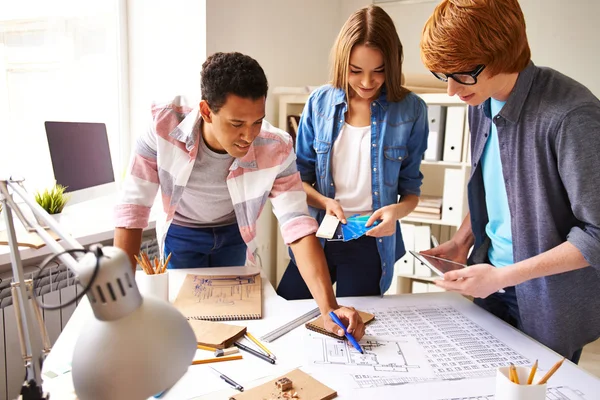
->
<box><xmin>328</xmin><ymin>311</ymin><xmax>364</xmax><ymax>354</ymax></box>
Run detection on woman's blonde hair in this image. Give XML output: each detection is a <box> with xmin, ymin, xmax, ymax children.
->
<box><xmin>330</xmin><ymin>5</ymin><xmax>409</xmax><ymax>102</ymax></box>
<box><xmin>421</xmin><ymin>0</ymin><xmax>531</xmax><ymax>76</ymax></box>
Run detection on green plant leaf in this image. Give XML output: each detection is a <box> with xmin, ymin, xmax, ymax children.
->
<box><xmin>34</xmin><ymin>183</ymin><xmax>70</xmax><ymax>214</ymax></box>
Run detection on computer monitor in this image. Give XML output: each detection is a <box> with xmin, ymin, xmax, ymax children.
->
<box><xmin>45</xmin><ymin>121</ymin><xmax>117</xmax><ymax>205</ymax></box>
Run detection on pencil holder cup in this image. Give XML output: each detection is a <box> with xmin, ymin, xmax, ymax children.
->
<box><xmin>135</xmin><ymin>270</ymin><xmax>169</xmax><ymax>302</ymax></box>
<box><xmin>495</xmin><ymin>366</ymin><xmax>547</xmax><ymax>400</ymax></box>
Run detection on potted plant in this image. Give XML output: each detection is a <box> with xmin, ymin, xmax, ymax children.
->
<box><xmin>34</xmin><ymin>183</ymin><xmax>70</xmax><ymax>215</ymax></box>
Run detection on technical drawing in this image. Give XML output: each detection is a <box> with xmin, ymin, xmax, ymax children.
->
<box><xmin>311</xmin><ymin>336</ymin><xmax>423</xmax><ymax>373</ymax></box>
<box><xmin>307</xmin><ymin>334</ymin><xmax>436</xmax><ymax>378</ymax></box>
<box><xmin>437</xmin><ymin>385</ymin><xmax>587</xmax><ymax>400</ymax></box>
<box><xmin>314</xmin><ymin>304</ymin><xmax>533</xmax><ymax>388</ymax></box>
<box><xmin>192</xmin><ymin>274</ymin><xmax>260</xmax><ymax>304</ymax></box>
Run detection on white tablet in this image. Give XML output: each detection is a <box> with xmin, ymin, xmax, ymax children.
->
<box><xmin>409</xmin><ymin>250</ymin><xmax>467</xmax><ymax>277</ymax></box>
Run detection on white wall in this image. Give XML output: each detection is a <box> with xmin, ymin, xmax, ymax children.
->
<box><xmin>127</xmin><ymin>0</ymin><xmax>206</xmax><ymax>168</ymax></box>
<box><xmin>380</xmin><ymin>0</ymin><xmax>600</xmax><ymax>96</ymax></box>
<box><xmin>206</xmin><ymin>0</ymin><xmax>368</xmax><ymax>281</ymax></box>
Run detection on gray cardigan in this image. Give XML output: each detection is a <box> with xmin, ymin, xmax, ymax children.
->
<box><xmin>467</xmin><ymin>61</ymin><xmax>600</xmax><ymax>358</ymax></box>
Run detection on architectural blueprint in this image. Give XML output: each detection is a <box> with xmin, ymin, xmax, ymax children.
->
<box><xmin>307</xmin><ymin>304</ymin><xmax>531</xmax><ymax>388</ymax></box>
<box><xmin>437</xmin><ymin>385</ymin><xmax>587</xmax><ymax>400</ymax></box>
<box><xmin>307</xmin><ymin>334</ymin><xmax>435</xmax><ymax>377</ymax></box>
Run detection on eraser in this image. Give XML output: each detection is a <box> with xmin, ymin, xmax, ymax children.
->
<box><xmin>214</xmin><ymin>347</ymin><xmax>240</xmax><ymax>357</ymax></box>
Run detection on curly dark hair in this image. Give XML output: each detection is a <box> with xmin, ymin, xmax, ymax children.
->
<box><xmin>200</xmin><ymin>52</ymin><xmax>268</xmax><ymax>113</ymax></box>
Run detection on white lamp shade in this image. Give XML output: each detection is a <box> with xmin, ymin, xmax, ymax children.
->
<box><xmin>71</xmin><ymin>296</ymin><xmax>196</xmax><ymax>400</ymax></box>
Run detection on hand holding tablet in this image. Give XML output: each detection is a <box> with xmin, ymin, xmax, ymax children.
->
<box><xmin>409</xmin><ymin>250</ymin><xmax>505</xmax><ymax>294</ymax></box>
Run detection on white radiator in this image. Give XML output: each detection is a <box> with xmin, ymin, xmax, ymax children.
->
<box><xmin>0</xmin><ymin>266</ymin><xmax>79</xmax><ymax>400</ymax></box>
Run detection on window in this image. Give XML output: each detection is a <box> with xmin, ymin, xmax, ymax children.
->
<box><xmin>0</xmin><ymin>1</ymin><xmax>128</xmax><ymax>193</ymax></box>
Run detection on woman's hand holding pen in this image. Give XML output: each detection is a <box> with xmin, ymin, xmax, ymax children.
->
<box><xmin>325</xmin><ymin>198</ymin><xmax>347</xmax><ymax>224</ymax></box>
<box><xmin>324</xmin><ymin>306</ymin><xmax>366</xmax><ymax>340</ymax></box>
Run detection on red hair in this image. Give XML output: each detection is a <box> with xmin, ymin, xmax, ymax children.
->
<box><xmin>421</xmin><ymin>0</ymin><xmax>530</xmax><ymax>76</ymax></box>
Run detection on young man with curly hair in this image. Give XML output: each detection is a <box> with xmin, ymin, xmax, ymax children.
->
<box><xmin>114</xmin><ymin>52</ymin><xmax>364</xmax><ymax>338</ymax></box>
<box><xmin>420</xmin><ymin>0</ymin><xmax>600</xmax><ymax>363</ymax></box>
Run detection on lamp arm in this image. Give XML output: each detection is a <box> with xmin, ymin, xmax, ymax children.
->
<box><xmin>1</xmin><ymin>178</ymin><xmax>194</xmax><ymax>400</ymax></box>
<box><xmin>0</xmin><ymin>178</ymin><xmax>141</xmax><ymax>399</ymax></box>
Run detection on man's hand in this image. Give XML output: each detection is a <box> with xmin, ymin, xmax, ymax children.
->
<box><xmin>325</xmin><ymin>198</ymin><xmax>347</xmax><ymax>224</ymax></box>
<box><xmin>323</xmin><ymin>306</ymin><xmax>365</xmax><ymax>340</ymax></box>
<box><xmin>421</xmin><ymin>239</ymin><xmax>470</xmax><ymax>265</ymax></box>
<box><xmin>434</xmin><ymin>263</ymin><xmax>508</xmax><ymax>298</ymax></box>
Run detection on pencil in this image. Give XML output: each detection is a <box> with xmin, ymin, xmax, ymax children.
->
<box><xmin>537</xmin><ymin>357</ymin><xmax>565</xmax><ymax>385</ymax></box>
<box><xmin>245</xmin><ymin>332</ymin><xmax>276</xmax><ymax>360</ymax></box>
<box><xmin>142</xmin><ymin>252</ymin><xmax>154</xmax><ymax>274</ymax></box>
<box><xmin>508</xmin><ymin>364</ymin><xmax>515</xmax><ymax>383</ymax></box>
<box><xmin>191</xmin><ymin>354</ymin><xmax>242</xmax><ymax>365</ymax></box>
<box><xmin>234</xmin><ymin>342</ymin><xmax>276</xmax><ymax>364</ymax></box>
<box><xmin>161</xmin><ymin>253</ymin><xmax>172</xmax><ymax>274</ymax></box>
<box><xmin>197</xmin><ymin>344</ymin><xmax>218</xmax><ymax>352</ymax></box>
<box><xmin>511</xmin><ymin>364</ymin><xmax>520</xmax><ymax>384</ymax></box>
<box><xmin>527</xmin><ymin>359</ymin><xmax>538</xmax><ymax>384</ymax></box>
<box><xmin>135</xmin><ymin>254</ymin><xmax>150</xmax><ymax>275</ymax></box>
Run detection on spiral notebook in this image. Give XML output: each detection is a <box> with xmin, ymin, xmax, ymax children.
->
<box><xmin>173</xmin><ymin>272</ymin><xmax>262</xmax><ymax>321</ymax></box>
<box><xmin>305</xmin><ymin>310</ymin><xmax>375</xmax><ymax>339</ymax></box>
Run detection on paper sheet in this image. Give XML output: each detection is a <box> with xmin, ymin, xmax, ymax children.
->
<box><xmin>306</xmin><ymin>334</ymin><xmax>435</xmax><ymax>378</ymax></box>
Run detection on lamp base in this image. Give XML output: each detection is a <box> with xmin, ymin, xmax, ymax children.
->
<box><xmin>19</xmin><ymin>379</ymin><xmax>49</xmax><ymax>400</ymax></box>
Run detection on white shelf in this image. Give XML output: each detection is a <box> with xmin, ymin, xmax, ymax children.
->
<box><xmin>396</xmin><ymin>273</ymin><xmax>438</xmax><ymax>282</ymax></box>
<box><xmin>421</xmin><ymin>160</ymin><xmax>466</xmax><ymax>167</ymax></box>
<box><xmin>402</xmin><ymin>215</ymin><xmax>457</xmax><ymax>226</ymax></box>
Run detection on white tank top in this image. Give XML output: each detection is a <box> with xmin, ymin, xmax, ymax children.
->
<box><xmin>331</xmin><ymin>123</ymin><xmax>373</xmax><ymax>214</ymax></box>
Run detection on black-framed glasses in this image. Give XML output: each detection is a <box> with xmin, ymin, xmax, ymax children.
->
<box><xmin>430</xmin><ymin>65</ymin><xmax>486</xmax><ymax>85</ymax></box>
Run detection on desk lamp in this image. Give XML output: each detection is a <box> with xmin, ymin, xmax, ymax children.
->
<box><xmin>0</xmin><ymin>177</ymin><xmax>197</xmax><ymax>400</ymax></box>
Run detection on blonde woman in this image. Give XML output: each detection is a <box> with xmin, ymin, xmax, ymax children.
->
<box><xmin>277</xmin><ymin>5</ymin><xmax>429</xmax><ymax>299</ymax></box>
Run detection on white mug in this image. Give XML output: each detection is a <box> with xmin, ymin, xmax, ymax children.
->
<box><xmin>495</xmin><ymin>366</ymin><xmax>547</xmax><ymax>400</ymax></box>
<box><xmin>135</xmin><ymin>270</ymin><xmax>169</xmax><ymax>302</ymax></box>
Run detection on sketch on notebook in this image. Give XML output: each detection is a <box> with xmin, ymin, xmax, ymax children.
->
<box><xmin>193</xmin><ymin>275</ymin><xmax>258</xmax><ymax>304</ymax></box>
<box><xmin>173</xmin><ymin>273</ymin><xmax>262</xmax><ymax>320</ymax></box>
<box><xmin>437</xmin><ymin>385</ymin><xmax>587</xmax><ymax>400</ymax></box>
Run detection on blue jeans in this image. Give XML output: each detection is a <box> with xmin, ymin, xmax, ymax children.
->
<box><xmin>164</xmin><ymin>223</ymin><xmax>247</xmax><ymax>268</ymax></box>
<box><xmin>277</xmin><ymin>235</ymin><xmax>382</xmax><ymax>299</ymax></box>
<box><xmin>475</xmin><ymin>286</ymin><xmax>583</xmax><ymax>364</ymax></box>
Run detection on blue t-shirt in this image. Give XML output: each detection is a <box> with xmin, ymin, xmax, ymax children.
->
<box><xmin>481</xmin><ymin>98</ymin><xmax>513</xmax><ymax>267</ymax></box>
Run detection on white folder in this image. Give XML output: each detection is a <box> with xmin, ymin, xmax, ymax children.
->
<box><xmin>442</xmin><ymin>106</ymin><xmax>465</xmax><ymax>162</ymax></box>
<box><xmin>412</xmin><ymin>281</ymin><xmax>429</xmax><ymax>293</ymax></box>
<box><xmin>442</xmin><ymin>168</ymin><xmax>467</xmax><ymax>226</ymax></box>
<box><xmin>413</xmin><ymin>225</ymin><xmax>432</xmax><ymax>277</ymax></box>
<box><xmin>395</xmin><ymin>223</ymin><xmax>415</xmax><ymax>275</ymax></box>
<box><xmin>424</xmin><ymin>105</ymin><xmax>446</xmax><ymax>161</ymax></box>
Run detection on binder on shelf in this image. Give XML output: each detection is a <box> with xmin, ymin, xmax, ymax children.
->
<box><xmin>442</xmin><ymin>106</ymin><xmax>465</xmax><ymax>162</ymax></box>
<box><xmin>412</xmin><ymin>281</ymin><xmax>429</xmax><ymax>293</ymax></box>
<box><xmin>442</xmin><ymin>168</ymin><xmax>467</xmax><ymax>226</ymax></box>
<box><xmin>413</xmin><ymin>225</ymin><xmax>432</xmax><ymax>277</ymax></box>
<box><xmin>395</xmin><ymin>223</ymin><xmax>415</xmax><ymax>276</ymax></box>
<box><xmin>424</xmin><ymin>105</ymin><xmax>446</xmax><ymax>161</ymax></box>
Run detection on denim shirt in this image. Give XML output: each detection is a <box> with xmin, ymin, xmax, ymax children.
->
<box><xmin>295</xmin><ymin>84</ymin><xmax>429</xmax><ymax>294</ymax></box>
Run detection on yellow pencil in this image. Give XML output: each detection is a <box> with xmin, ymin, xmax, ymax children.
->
<box><xmin>161</xmin><ymin>253</ymin><xmax>172</xmax><ymax>274</ymax></box>
<box><xmin>527</xmin><ymin>359</ymin><xmax>538</xmax><ymax>384</ymax></box>
<box><xmin>537</xmin><ymin>358</ymin><xmax>565</xmax><ymax>385</ymax></box>
<box><xmin>509</xmin><ymin>363</ymin><xmax>519</xmax><ymax>384</ymax></box>
<box><xmin>191</xmin><ymin>354</ymin><xmax>242</xmax><ymax>365</ymax></box>
<box><xmin>197</xmin><ymin>344</ymin><xmax>218</xmax><ymax>352</ymax></box>
<box><xmin>245</xmin><ymin>332</ymin><xmax>276</xmax><ymax>360</ymax></box>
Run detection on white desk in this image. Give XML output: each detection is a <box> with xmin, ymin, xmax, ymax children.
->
<box><xmin>0</xmin><ymin>194</ymin><xmax>159</xmax><ymax>269</ymax></box>
<box><xmin>41</xmin><ymin>268</ymin><xmax>600</xmax><ymax>400</ymax></box>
